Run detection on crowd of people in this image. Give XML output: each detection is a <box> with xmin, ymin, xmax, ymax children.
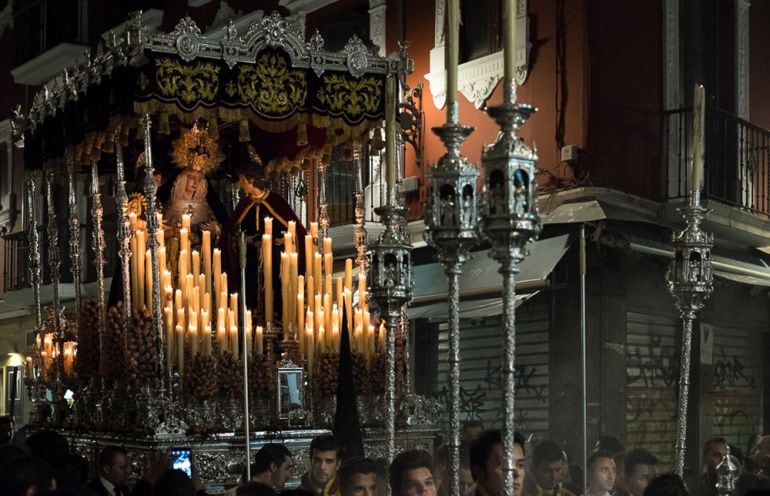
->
<box><xmin>2</xmin><ymin>417</ymin><xmax>770</xmax><ymax>496</ymax></box>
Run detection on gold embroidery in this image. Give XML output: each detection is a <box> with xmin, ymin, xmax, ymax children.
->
<box><xmin>317</xmin><ymin>75</ymin><xmax>382</xmax><ymax>117</ymax></box>
<box><xmin>225</xmin><ymin>80</ymin><xmax>237</xmax><ymax>98</ymax></box>
<box><xmin>237</xmin><ymin>52</ymin><xmax>307</xmax><ymax>115</ymax></box>
<box><xmin>138</xmin><ymin>71</ymin><xmax>150</xmax><ymax>91</ymax></box>
<box><xmin>155</xmin><ymin>58</ymin><xmax>220</xmax><ymax>105</ymax></box>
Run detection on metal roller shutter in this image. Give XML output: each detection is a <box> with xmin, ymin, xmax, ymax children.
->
<box><xmin>625</xmin><ymin>311</ymin><xmax>680</xmax><ymax>468</ymax></box>
<box><xmin>432</xmin><ymin>302</ymin><xmax>551</xmax><ymax>440</ymax></box>
<box><xmin>708</xmin><ymin>324</ymin><xmax>764</xmax><ymax>452</ymax></box>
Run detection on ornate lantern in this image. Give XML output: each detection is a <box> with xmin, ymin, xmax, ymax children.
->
<box><xmin>667</xmin><ymin>194</ymin><xmax>713</xmax><ymax>476</ymax></box>
<box><xmin>368</xmin><ymin>196</ymin><xmax>413</xmax><ymax>460</ymax></box>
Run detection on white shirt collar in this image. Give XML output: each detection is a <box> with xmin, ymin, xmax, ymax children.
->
<box><xmin>100</xmin><ymin>475</ymin><xmax>118</xmax><ymax>496</ymax></box>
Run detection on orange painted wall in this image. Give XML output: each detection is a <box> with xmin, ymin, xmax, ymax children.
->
<box><xmin>394</xmin><ymin>0</ymin><xmax>589</xmax><ymax>218</ymax></box>
<box><xmin>750</xmin><ymin>2</ymin><xmax>770</xmax><ymax>131</ymax></box>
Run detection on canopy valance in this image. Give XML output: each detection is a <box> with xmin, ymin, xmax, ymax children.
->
<box><xmin>16</xmin><ymin>11</ymin><xmax>407</xmax><ymax>171</ymax></box>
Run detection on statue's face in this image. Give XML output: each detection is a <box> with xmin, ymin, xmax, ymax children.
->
<box><xmin>182</xmin><ymin>170</ymin><xmax>205</xmax><ymax>198</ymax></box>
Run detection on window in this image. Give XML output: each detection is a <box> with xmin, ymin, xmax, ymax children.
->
<box><xmin>460</xmin><ymin>0</ymin><xmax>501</xmax><ymax>63</ymax></box>
<box><xmin>14</xmin><ymin>0</ymin><xmax>82</xmax><ymax>66</ymax></box>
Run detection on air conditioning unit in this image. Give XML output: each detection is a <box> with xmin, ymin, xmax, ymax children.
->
<box><xmin>401</xmin><ymin>176</ymin><xmax>420</xmax><ymax>193</ymax></box>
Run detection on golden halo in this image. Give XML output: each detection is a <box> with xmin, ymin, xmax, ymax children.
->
<box><xmin>171</xmin><ymin>123</ymin><xmax>222</xmax><ymax>175</ymax></box>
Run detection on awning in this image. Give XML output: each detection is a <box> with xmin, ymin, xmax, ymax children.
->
<box><xmin>407</xmin><ymin>234</ymin><xmax>571</xmax><ymax>319</ymax></box>
<box><xmin>623</xmin><ymin>230</ymin><xmax>770</xmax><ymax>287</ymax></box>
<box><xmin>407</xmin><ymin>292</ymin><xmax>538</xmax><ymax>319</ymax></box>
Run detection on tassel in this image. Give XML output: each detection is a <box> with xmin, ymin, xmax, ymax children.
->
<box><xmin>371</xmin><ymin>127</ymin><xmax>385</xmax><ymax>151</ymax></box>
<box><xmin>208</xmin><ymin>117</ymin><xmax>219</xmax><ymax>140</ymax></box>
<box><xmin>239</xmin><ymin>119</ymin><xmax>250</xmax><ymax>142</ymax></box>
<box><xmin>296</xmin><ymin>121</ymin><xmax>308</xmax><ymax>146</ymax></box>
<box><xmin>159</xmin><ymin>113</ymin><xmax>170</xmax><ymax>135</ymax></box>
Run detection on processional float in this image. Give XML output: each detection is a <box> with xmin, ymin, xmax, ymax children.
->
<box><xmin>11</xmin><ymin>11</ymin><xmax>438</xmax><ymax>485</ymax></box>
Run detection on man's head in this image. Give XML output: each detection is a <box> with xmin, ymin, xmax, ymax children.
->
<box><xmin>594</xmin><ymin>435</ymin><xmax>623</xmax><ymax>456</ymax></box>
<box><xmin>470</xmin><ymin>430</ymin><xmax>526</xmax><ymax>496</ymax></box>
<box><xmin>253</xmin><ymin>443</ymin><xmax>294</xmax><ymax>489</ymax></box>
<box><xmin>459</xmin><ymin>442</ymin><xmax>475</xmax><ymax>496</ymax></box>
<box><xmin>389</xmin><ymin>450</ymin><xmax>437</xmax><ymax>496</ymax></box>
<box><xmin>624</xmin><ymin>449</ymin><xmax>658</xmax><ymax>496</ymax></box>
<box><xmin>339</xmin><ymin>457</ymin><xmax>378</xmax><ymax>496</ymax></box>
<box><xmin>461</xmin><ymin>421</ymin><xmax>484</xmax><ymax>442</ymax></box>
<box><xmin>751</xmin><ymin>435</ymin><xmax>770</xmax><ymax>473</ymax></box>
<box><xmin>642</xmin><ymin>473</ymin><xmax>688</xmax><ymax>496</ymax></box>
<box><xmin>309</xmin><ymin>435</ymin><xmax>342</xmax><ymax>487</ymax></box>
<box><xmin>98</xmin><ymin>445</ymin><xmax>131</xmax><ymax>487</ymax></box>
<box><xmin>702</xmin><ymin>437</ymin><xmax>727</xmax><ymax>471</ymax></box>
<box><xmin>532</xmin><ymin>440</ymin><xmax>564</xmax><ymax>491</ymax></box>
<box><xmin>0</xmin><ymin>455</ymin><xmax>55</xmax><ymax>496</ymax></box>
<box><xmin>0</xmin><ymin>416</ymin><xmax>13</xmax><ymax>444</ymax></box>
<box><xmin>587</xmin><ymin>450</ymin><xmax>616</xmax><ymax>495</ymax></box>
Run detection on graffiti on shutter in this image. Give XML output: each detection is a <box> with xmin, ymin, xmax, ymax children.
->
<box><xmin>625</xmin><ymin>311</ymin><xmax>680</xmax><ymax>468</ymax></box>
<box><xmin>432</xmin><ymin>302</ymin><xmax>551</xmax><ymax>441</ymax></box>
<box><xmin>709</xmin><ymin>325</ymin><xmax>763</xmax><ymax>451</ymax></box>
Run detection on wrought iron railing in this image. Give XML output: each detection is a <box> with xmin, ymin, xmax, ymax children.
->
<box><xmin>2</xmin><ymin>220</ymin><xmax>117</xmax><ymax>293</ymax></box>
<box><xmin>664</xmin><ymin>104</ymin><xmax>770</xmax><ymax>216</ymax></box>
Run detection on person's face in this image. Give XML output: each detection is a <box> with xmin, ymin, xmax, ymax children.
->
<box><xmin>459</xmin><ymin>467</ymin><xmax>475</xmax><ymax>496</ymax></box>
<box><xmin>104</xmin><ymin>453</ymin><xmax>130</xmax><ymax>486</ymax></box>
<box><xmin>555</xmin><ymin>458</ymin><xmax>569</xmax><ymax>483</ymax></box>
<box><xmin>398</xmin><ymin>467</ymin><xmax>436</xmax><ymax>496</ymax></box>
<box><xmin>462</xmin><ymin>426</ymin><xmax>483</xmax><ymax>441</ymax></box>
<box><xmin>706</xmin><ymin>442</ymin><xmax>728</xmax><ymax>470</ymax></box>
<box><xmin>272</xmin><ymin>457</ymin><xmax>293</xmax><ymax>489</ymax></box>
<box><xmin>345</xmin><ymin>473</ymin><xmax>378</xmax><ymax>496</ymax></box>
<box><xmin>476</xmin><ymin>442</ymin><xmax>525</xmax><ymax>496</ymax></box>
<box><xmin>589</xmin><ymin>457</ymin><xmax>616</xmax><ymax>494</ymax></box>
<box><xmin>311</xmin><ymin>449</ymin><xmax>340</xmax><ymax>486</ymax></box>
<box><xmin>535</xmin><ymin>459</ymin><xmax>564</xmax><ymax>490</ymax></box>
<box><xmin>625</xmin><ymin>464</ymin><xmax>656</xmax><ymax>496</ymax></box>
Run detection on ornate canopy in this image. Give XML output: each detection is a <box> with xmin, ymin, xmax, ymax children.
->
<box><xmin>15</xmin><ymin>11</ymin><xmax>409</xmax><ymax>172</ymax></box>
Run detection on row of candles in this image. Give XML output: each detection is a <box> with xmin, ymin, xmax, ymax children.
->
<box><xmin>33</xmin><ymin>334</ymin><xmax>75</xmax><ymax>379</ymax></box>
<box><xmin>126</xmin><ymin>213</ymin><xmax>383</xmax><ymax>380</ymax></box>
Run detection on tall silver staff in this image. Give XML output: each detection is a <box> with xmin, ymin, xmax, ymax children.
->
<box><xmin>142</xmin><ymin>114</ymin><xmax>165</xmax><ymax>380</ymax></box>
<box><xmin>667</xmin><ymin>84</ymin><xmax>713</xmax><ymax>476</ymax></box>
<box><xmin>478</xmin><ymin>2</ymin><xmax>541</xmax><ymax>494</ymax></box>
<box><xmin>425</xmin><ymin>0</ymin><xmax>477</xmax><ymax>490</ymax></box>
<box><xmin>369</xmin><ymin>75</ymin><xmax>413</xmax><ymax>461</ymax></box>
<box><xmin>239</xmin><ymin>230</ymin><xmax>252</xmax><ymax>481</ymax></box>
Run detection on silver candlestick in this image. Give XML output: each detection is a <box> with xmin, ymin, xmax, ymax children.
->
<box><xmin>142</xmin><ymin>114</ymin><xmax>165</xmax><ymax>382</ymax></box>
<box><xmin>114</xmin><ymin>128</ymin><xmax>133</xmax><ymax>325</ymax></box>
<box><xmin>45</xmin><ymin>167</ymin><xmax>64</xmax><ymax>380</ymax></box>
<box><xmin>368</xmin><ymin>190</ymin><xmax>414</xmax><ymax>461</ymax></box>
<box><xmin>425</xmin><ymin>98</ymin><xmax>477</xmax><ymax>496</ymax></box>
<box><xmin>667</xmin><ymin>190</ymin><xmax>713</xmax><ymax>476</ymax></box>
<box><xmin>90</xmin><ymin>162</ymin><xmax>108</xmax><ymax>375</ymax></box>
<box><xmin>67</xmin><ymin>159</ymin><xmax>83</xmax><ymax>322</ymax></box>
<box><xmin>479</xmin><ymin>79</ymin><xmax>541</xmax><ymax>496</ymax></box>
<box><xmin>26</xmin><ymin>174</ymin><xmax>43</xmax><ymax>331</ymax></box>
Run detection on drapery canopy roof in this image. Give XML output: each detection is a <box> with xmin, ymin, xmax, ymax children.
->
<box><xmin>15</xmin><ymin>11</ymin><xmax>409</xmax><ymax>172</ymax></box>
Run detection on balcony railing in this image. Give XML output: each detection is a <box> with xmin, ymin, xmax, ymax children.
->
<box><xmin>2</xmin><ymin>220</ymin><xmax>117</xmax><ymax>293</ymax></box>
<box><xmin>664</xmin><ymin>104</ymin><xmax>770</xmax><ymax>216</ymax></box>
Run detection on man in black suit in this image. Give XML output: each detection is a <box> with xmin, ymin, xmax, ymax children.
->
<box><xmin>88</xmin><ymin>445</ymin><xmax>166</xmax><ymax>496</ymax></box>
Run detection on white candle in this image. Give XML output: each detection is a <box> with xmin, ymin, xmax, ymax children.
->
<box><xmin>503</xmin><ymin>0</ymin><xmax>516</xmax><ymax>83</ymax></box>
<box><xmin>691</xmin><ymin>84</ymin><xmax>705</xmax><ymax>194</ymax></box>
